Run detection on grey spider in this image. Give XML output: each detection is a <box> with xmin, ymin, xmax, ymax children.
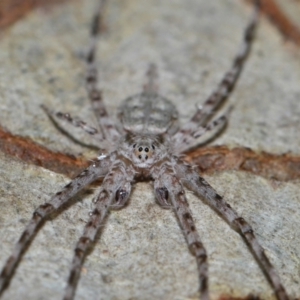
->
<box><xmin>0</xmin><ymin>0</ymin><xmax>291</xmax><ymax>300</ymax></box>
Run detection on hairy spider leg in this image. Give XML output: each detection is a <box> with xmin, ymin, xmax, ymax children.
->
<box><xmin>42</xmin><ymin>105</ymin><xmax>102</xmax><ymax>139</ymax></box>
<box><xmin>175</xmin><ymin>158</ymin><xmax>289</xmax><ymax>300</ymax></box>
<box><xmin>172</xmin><ymin>1</ymin><xmax>260</xmax><ymax>149</ymax></box>
<box><xmin>86</xmin><ymin>0</ymin><xmax>120</xmax><ymax>142</ymax></box>
<box><xmin>143</xmin><ymin>63</ymin><xmax>159</xmax><ymax>96</ymax></box>
<box><xmin>152</xmin><ymin>160</ymin><xmax>209</xmax><ymax>300</ymax></box>
<box><xmin>175</xmin><ymin>106</ymin><xmax>233</xmax><ymax>153</ymax></box>
<box><xmin>0</xmin><ymin>156</ymin><xmax>111</xmax><ymax>296</ymax></box>
<box><xmin>63</xmin><ymin>159</ymin><xmax>135</xmax><ymax>300</ymax></box>
<box><xmin>192</xmin><ymin>106</ymin><xmax>232</xmax><ymax>140</ymax></box>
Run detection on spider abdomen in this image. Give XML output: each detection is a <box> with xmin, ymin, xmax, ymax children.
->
<box><xmin>119</xmin><ymin>93</ymin><xmax>178</xmax><ymax>134</ymax></box>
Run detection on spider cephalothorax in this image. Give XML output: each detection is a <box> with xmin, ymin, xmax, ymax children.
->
<box><xmin>120</xmin><ymin>133</ymin><xmax>169</xmax><ymax>169</ymax></box>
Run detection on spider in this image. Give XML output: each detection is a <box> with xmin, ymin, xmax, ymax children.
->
<box><xmin>0</xmin><ymin>0</ymin><xmax>292</xmax><ymax>299</ymax></box>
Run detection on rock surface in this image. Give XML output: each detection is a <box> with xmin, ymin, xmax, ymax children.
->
<box><xmin>0</xmin><ymin>0</ymin><xmax>299</xmax><ymax>299</ymax></box>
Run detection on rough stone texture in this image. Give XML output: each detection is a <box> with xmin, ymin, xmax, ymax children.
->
<box><xmin>0</xmin><ymin>0</ymin><xmax>299</xmax><ymax>300</ymax></box>
<box><xmin>277</xmin><ymin>0</ymin><xmax>300</xmax><ymax>29</ymax></box>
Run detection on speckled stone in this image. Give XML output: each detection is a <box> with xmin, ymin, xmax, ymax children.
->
<box><xmin>0</xmin><ymin>0</ymin><xmax>299</xmax><ymax>299</ymax></box>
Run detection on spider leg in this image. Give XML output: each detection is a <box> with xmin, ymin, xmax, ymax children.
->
<box><xmin>85</xmin><ymin>0</ymin><xmax>120</xmax><ymax>142</ymax></box>
<box><xmin>174</xmin><ymin>107</ymin><xmax>232</xmax><ymax>152</ymax></box>
<box><xmin>152</xmin><ymin>162</ymin><xmax>209</xmax><ymax>300</ymax></box>
<box><xmin>63</xmin><ymin>159</ymin><xmax>134</xmax><ymax>300</ymax></box>
<box><xmin>173</xmin><ymin>1</ymin><xmax>259</xmax><ymax>145</ymax></box>
<box><xmin>110</xmin><ymin>182</ymin><xmax>132</xmax><ymax>209</ymax></box>
<box><xmin>190</xmin><ymin>1</ymin><xmax>259</xmax><ymax>125</ymax></box>
<box><xmin>155</xmin><ymin>186</ymin><xmax>173</xmax><ymax>208</ymax></box>
<box><xmin>192</xmin><ymin>107</ymin><xmax>231</xmax><ymax>139</ymax></box>
<box><xmin>174</xmin><ymin>158</ymin><xmax>289</xmax><ymax>300</ymax></box>
<box><xmin>143</xmin><ymin>63</ymin><xmax>159</xmax><ymax>95</ymax></box>
<box><xmin>42</xmin><ymin>105</ymin><xmax>103</xmax><ymax>140</ymax></box>
<box><xmin>0</xmin><ymin>155</ymin><xmax>111</xmax><ymax>296</ymax></box>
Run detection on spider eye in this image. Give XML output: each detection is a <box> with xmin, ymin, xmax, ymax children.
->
<box><xmin>144</xmin><ymin>147</ymin><xmax>149</xmax><ymax>152</ymax></box>
<box><xmin>151</xmin><ymin>144</ymin><xmax>155</xmax><ymax>150</ymax></box>
<box><xmin>138</xmin><ymin>155</ymin><xmax>142</xmax><ymax>159</ymax></box>
<box><xmin>145</xmin><ymin>155</ymin><xmax>148</xmax><ymax>160</ymax></box>
<box><xmin>133</xmin><ymin>144</ymin><xmax>136</xmax><ymax>148</ymax></box>
<box><xmin>138</xmin><ymin>147</ymin><xmax>143</xmax><ymax>152</ymax></box>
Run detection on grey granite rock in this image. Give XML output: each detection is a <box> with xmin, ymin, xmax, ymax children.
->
<box><xmin>0</xmin><ymin>0</ymin><xmax>299</xmax><ymax>299</ymax></box>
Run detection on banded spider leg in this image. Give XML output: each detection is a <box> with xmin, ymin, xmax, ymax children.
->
<box><xmin>173</xmin><ymin>0</ymin><xmax>260</xmax><ymax>152</ymax></box>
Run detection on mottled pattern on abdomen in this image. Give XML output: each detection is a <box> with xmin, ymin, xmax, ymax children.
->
<box><xmin>119</xmin><ymin>93</ymin><xmax>178</xmax><ymax>134</ymax></box>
